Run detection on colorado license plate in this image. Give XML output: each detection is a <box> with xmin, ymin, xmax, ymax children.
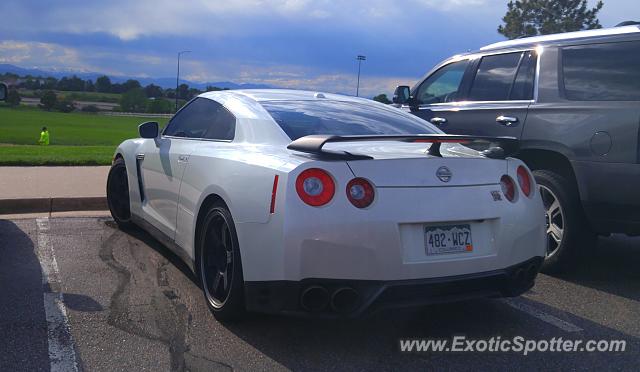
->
<box><xmin>425</xmin><ymin>224</ymin><xmax>473</xmax><ymax>255</ymax></box>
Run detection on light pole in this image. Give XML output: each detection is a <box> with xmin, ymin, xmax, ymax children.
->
<box><xmin>176</xmin><ymin>50</ymin><xmax>191</xmax><ymax>112</ymax></box>
<box><xmin>356</xmin><ymin>55</ymin><xmax>366</xmax><ymax>97</ymax></box>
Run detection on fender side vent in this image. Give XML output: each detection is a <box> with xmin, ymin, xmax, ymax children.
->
<box><xmin>135</xmin><ymin>154</ymin><xmax>146</xmax><ymax>202</ymax></box>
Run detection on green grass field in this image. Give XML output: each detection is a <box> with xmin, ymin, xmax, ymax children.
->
<box><xmin>0</xmin><ymin>106</ymin><xmax>169</xmax><ymax>165</ymax></box>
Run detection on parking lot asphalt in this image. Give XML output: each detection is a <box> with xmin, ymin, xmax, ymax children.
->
<box><xmin>1</xmin><ymin>216</ymin><xmax>639</xmax><ymax>371</ymax></box>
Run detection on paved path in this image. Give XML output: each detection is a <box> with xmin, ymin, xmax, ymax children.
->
<box><xmin>1</xmin><ymin>216</ymin><xmax>638</xmax><ymax>371</ymax></box>
<box><xmin>0</xmin><ymin>166</ymin><xmax>109</xmax><ymax>199</ymax></box>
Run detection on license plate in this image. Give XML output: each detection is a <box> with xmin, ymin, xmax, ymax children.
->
<box><xmin>424</xmin><ymin>224</ymin><xmax>473</xmax><ymax>255</ymax></box>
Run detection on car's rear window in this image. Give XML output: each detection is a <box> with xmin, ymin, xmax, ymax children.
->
<box><xmin>261</xmin><ymin>100</ymin><xmax>437</xmax><ymax>140</ymax></box>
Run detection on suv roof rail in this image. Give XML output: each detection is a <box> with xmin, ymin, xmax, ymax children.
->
<box><xmin>616</xmin><ymin>21</ymin><xmax>640</xmax><ymax>27</ymax></box>
<box><xmin>480</xmin><ymin>26</ymin><xmax>640</xmax><ymax>51</ymax></box>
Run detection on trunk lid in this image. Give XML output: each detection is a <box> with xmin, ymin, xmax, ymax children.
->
<box><xmin>330</xmin><ymin>141</ymin><xmax>506</xmax><ymax>187</ymax></box>
<box><xmin>347</xmin><ymin>157</ymin><xmax>506</xmax><ymax>187</ymax></box>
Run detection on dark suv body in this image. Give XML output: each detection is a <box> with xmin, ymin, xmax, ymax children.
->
<box><xmin>394</xmin><ymin>26</ymin><xmax>640</xmax><ymax>270</ymax></box>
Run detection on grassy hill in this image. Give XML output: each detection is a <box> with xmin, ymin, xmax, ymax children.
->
<box><xmin>0</xmin><ymin>106</ymin><xmax>169</xmax><ymax>165</ymax></box>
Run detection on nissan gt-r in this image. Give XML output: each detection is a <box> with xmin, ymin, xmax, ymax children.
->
<box><xmin>107</xmin><ymin>89</ymin><xmax>546</xmax><ymax>320</ymax></box>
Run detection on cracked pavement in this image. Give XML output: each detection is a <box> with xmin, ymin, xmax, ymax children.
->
<box><xmin>1</xmin><ymin>216</ymin><xmax>639</xmax><ymax>371</ymax></box>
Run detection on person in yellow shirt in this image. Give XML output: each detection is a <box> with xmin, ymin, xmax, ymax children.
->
<box><xmin>38</xmin><ymin>126</ymin><xmax>50</xmax><ymax>146</ymax></box>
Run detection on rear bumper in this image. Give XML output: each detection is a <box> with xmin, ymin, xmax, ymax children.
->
<box><xmin>244</xmin><ymin>256</ymin><xmax>544</xmax><ymax>318</ymax></box>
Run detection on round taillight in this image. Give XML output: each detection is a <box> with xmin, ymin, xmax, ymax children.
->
<box><xmin>296</xmin><ymin>168</ymin><xmax>335</xmax><ymax>206</ymax></box>
<box><xmin>517</xmin><ymin>166</ymin><xmax>532</xmax><ymax>197</ymax></box>
<box><xmin>500</xmin><ymin>175</ymin><xmax>517</xmax><ymax>202</ymax></box>
<box><xmin>346</xmin><ymin>178</ymin><xmax>375</xmax><ymax>208</ymax></box>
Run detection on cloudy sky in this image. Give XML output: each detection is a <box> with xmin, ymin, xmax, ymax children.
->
<box><xmin>0</xmin><ymin>0</ymin><xmax>632</xmax><ymax>96</ymax></box>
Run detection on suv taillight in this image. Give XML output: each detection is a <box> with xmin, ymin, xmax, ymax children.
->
<box><xmin>296</xmin><ymin>168</ymin><xmax>335</xmax><ymax>206</ymax></box>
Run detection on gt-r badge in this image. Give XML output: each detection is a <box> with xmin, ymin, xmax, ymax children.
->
<box><xmin>491</xmin><ymin>191</ymin><xmax>502</xmax><ymax>201</ymax></box>
<box><xmin>436</xmin><ymin>166</ymin><xmax>452</xmax><ymax>183</ymax></box>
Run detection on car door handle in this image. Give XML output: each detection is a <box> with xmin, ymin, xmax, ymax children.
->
<box><xmin>496</xmin><ymin>116</ymin><xmax>519</xmax><ymax>126</ymax></box>
<box><xmin>178</xmin><ymin>155</ymin><xmax>189</xmax><ymax>163</ymax></box>
<box><xmin>430</xmin><ymin>117</ymin><xmax>448</xmax><ymax>125</ymax></box>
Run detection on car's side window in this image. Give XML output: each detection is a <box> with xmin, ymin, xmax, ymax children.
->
<box><xmin>562</xmin><ymin>40</ymin><xmax>640</xmax><ymax>101</ymax></box>
<box><xmin>204</xmin><ymin>102</ymin><xmax>236</xmax><ymax>140</ymax></box>
<box><xmin>163</xmin><ymin>98</ymin><xmax>235</xmax><ymax>140</ymax></box>
<box><xmin>467</xmin><ymin>52</ymin><xmax>523</xmax><ymax>101</ymax></box>
<box><xmin>415</xmin><ymin>60</ymin><xmax>469</xmax><ymax>105</ymax></box>
<box><xmin>163</xmin><ymin>98</ymin><xmax>212</xmax><ymax>138</ymax></box>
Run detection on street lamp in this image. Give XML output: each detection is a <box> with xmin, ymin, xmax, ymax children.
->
<box><xmin>176</xmin><ymin>50</ymin><xmax>192</xmax><ymax>112</ymax></box>
<box><xmin>356</xmin><ymin>55</ymin><xmax>366</xmax><ymax>97</ymax></box>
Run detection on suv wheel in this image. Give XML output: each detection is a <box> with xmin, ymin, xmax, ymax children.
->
<box><xmin>534</xmin><ymin>170</ymin><xmax>596</xmax><ymax>273</ymax></box>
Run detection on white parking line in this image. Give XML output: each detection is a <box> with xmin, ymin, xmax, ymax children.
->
<box><xmin>36</xmin><ymin>218</ymin><xmax>79</xmax><ymax>372</ymax></box>
<box><xmin>503</xmin><ymin>298</ymin><xmax>583</xmax><ymax>333</ymax></box>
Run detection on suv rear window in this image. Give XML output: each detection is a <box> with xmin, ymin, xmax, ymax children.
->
<box><xmin>562</xmin><ymin>41</ymin><xmax>640</xmax><ymax>101</ymax></box>
<box><xmin>261</xmin><ymin>100</ymin><xmax>437</xmax><ymax>140</ymax></box>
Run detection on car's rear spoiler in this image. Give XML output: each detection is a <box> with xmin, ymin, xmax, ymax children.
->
<box><xmin>287</xmin><ymin>134</ymin><xmax>519</xmax><ymax>160</ymax></box>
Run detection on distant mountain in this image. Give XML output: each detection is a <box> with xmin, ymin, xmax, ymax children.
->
<box><xmin>0</xmin><ymin>64</ymin><xmax>275</xmax><ymax>90</ymax></box>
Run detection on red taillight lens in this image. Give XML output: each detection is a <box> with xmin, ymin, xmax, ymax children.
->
<box><xmin>516</xmin><ymin>166</ymin><xmax>532</xmax><ymax>197</ymax></box>
<box><xmin>500</xmin><ymin>175</ymin><xmax>517</xmax><ymax>202</ymax></box>
<box><xmin>346</xmin><ymin>178</ymin><xmax>375</xmax><ymax>208</ymax></box>
<box><xmin>296</xmin><ymin>168</ymin><xmax>335</xmax><ymax>206</ymax></box>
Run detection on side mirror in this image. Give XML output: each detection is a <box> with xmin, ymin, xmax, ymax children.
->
<box><xmin>392</xmin><ymin>85</ymin><xmax>411</xmax><ymax>105</ymax></box>
<box><xmin>0</xmin><ymin>83</ymin><xmax>7</xmax><ymax>101</ymax></box>
<box><xmin>139</xmin><ymin>121</ymin><xmax>159</xmax><ymax>139</ymax></box>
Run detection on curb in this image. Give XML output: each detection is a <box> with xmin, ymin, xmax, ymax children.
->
<box><xmin>0</xmin><ymin>197</ymin><xmax>108</xmax><ymax>215</ymax></box>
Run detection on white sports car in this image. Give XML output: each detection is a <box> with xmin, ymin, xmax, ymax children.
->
<box><xmin>107</xmin><ymin>89</ymin><xmax>546</xmax><ymax>320</ymax></box>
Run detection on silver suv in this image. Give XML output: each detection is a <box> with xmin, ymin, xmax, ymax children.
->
<box><xmin>394</xmin><ymin>25</ymin><xmax>640</xmax><ymax>271</ymax></box>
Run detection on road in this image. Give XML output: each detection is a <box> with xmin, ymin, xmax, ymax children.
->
<box><xmin>1</xmin><ymin>216</ymin><xmax>638</xmax><ymax>371</ymax></box>
<box><xmin>20</xmin><ymin>97</ymin><xmax>118</xmax><ymax>111</ymax></box>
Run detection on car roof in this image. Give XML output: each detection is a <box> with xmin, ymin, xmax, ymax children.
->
<box><xmin>198</xmin><ymin>89</ymin><xmax>385</xmax><ymax>120</ymax></box>
<box><xmin>478</xmin><ymin>25</ymin><xmax>640</xmax><ymax>52</ymax></box>
<box><xmin>215</xmin><ymin>89</ymin><xmax>368</xmax><ymax>103</ymax></box>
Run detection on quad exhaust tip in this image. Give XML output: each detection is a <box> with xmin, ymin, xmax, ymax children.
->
<box><xmin>330</xmin><ymin>287</ymin><xmax>359</xmax><ymax>313</ymax></box>
<box><xmin>300</xmin><ymin>286</ymin><xmax>330</xmax><ymax>312</ymax></box>
<box><xmin>300</xmin><ymin>286</ymin><xmax>360</xmax><ymax>313</ymax></box>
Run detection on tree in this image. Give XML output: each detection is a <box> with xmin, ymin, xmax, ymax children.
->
<box><xmin>120</xmin><ymin>88</ymin><xmax>147</xmax><ymax>112</ymax></box>
<box><xmin>43</xmin><ymin>77</ymin><xmax>58</xmax><ymax>90</ymax></box>
<box><xmin>122</xmin><ymin>79</ymin><xmax>141</xmax><ymax>92</ymax></box>
<box><xmin>110</xmin><ymin>83</ymin><xmax>125</xmax><ymax>94</ymax></box>
<box><xmin>188</xmin><ymin>88</ymin><xmax>202</xmax><ymax>99</ymax></box>
<box><xmin>144</xmin><ymin>84</ymin><xmax>163</xmax><ymax>98</ymax></box>
<box><xmin>6</xmin><ymin>88</ymin><xmax>21</xmax><ymax>106</ymax></box>
<box><xmin>95</xmin><ymin>75</ymin><xmax>112</xmax><ymax>93</ymax></box>
<box><xmin>85</xmin><ymin>79</ymin><xmax>95</xmax><ymax>92</ymax></box>
<box><xmin>177</xmin><ymin>83</ymin><xmax>190</xmax><ymax>100</ymax></box>
<box><xmin>498</xmin><ymin>0</ymin><xmax>603</xmax><ymax>40</ymax></box>
<box><xmin>56</xmin><ymin>75</ymin><xmax>85</xmax><ymax>91</ymax></box>
<box><xmin>55</xmin><ymin>98</ymin><xmax>76</xmax><ymax>113</ymax></box>
<box><xmin>40</xmin><ymin>90</ymin><xmax>58</xmax><ymax>111</ymax></box>
<box><xmin>372</xmin><ymin>94</ymin><xmax>391</xmax><ymax>104</ymax></box>
<box><xmin>146</xmin><ymin>98</ymin><xmax>173</xmax><ymax>114</ymax></box>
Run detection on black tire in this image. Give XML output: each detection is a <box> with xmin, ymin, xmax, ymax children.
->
<box><xmin>534</xmin><ymin>169</ymin><xmax>596</xmax><ymax>273</ymax></box>
<box><xmin>106</xmin><ymin>157</ymin><xmax>134</xmax><ymax>229</ymax></box>
<box><xmin>197</xmin><ymin>201</ymin><xmax>246</xmax><ymax>322</ymax></box>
